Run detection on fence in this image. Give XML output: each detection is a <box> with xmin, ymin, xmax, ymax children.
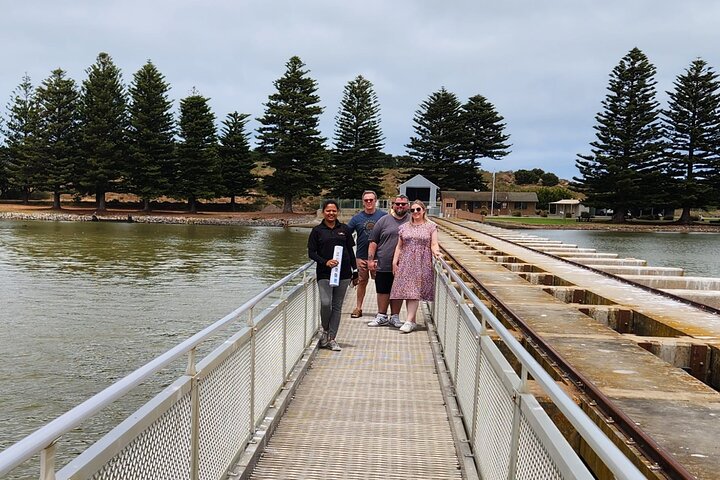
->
<box><xmin>432</xmin><ymin>257</ymin><xmax>645</xmax><ymax>479</ymax></box>
<box><xmin>0</xmin><ymin>263</ymin><xmax>318</xmax><ymax>480</ymax></box>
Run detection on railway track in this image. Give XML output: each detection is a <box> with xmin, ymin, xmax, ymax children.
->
<box><xmin>436</xmin><ymin>219</ymin><xmax>720</xmax><ymax>479</ymax></box>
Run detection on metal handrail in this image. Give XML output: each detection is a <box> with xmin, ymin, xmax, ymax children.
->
<box><xmin>0</xmin><ymin>261</ymin><xmax>314</xmax><ymax>477</ymax></box>
<box><xmin>436</xmin><ymin>257</ymin><xmax>646</xmax><ymax>479</ymax></box>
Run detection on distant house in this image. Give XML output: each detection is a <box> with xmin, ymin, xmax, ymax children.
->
<box><xmin>548</xmin><ymin>199</ymin><xmax>590</xmax><ymax>217</ymax></box>
<box><xmin>398</xmin><ymin>174</ymin><xmax>440</xmax><ymax>215</ymax></box>
<box><xmin>442</xmin><ymin>191</ymin><xmax>538</xmax><ymax>217</ymax></box>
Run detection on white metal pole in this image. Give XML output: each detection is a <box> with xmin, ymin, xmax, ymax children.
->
<box><xmin>490</xmin><ymin>171</ymin><xmax>496</xmax><ymax>216</ymax></box>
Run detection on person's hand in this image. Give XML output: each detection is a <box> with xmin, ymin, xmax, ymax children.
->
<box><xmin>352</xmin><ymin>277</ymin><xmax>359</xmax><ymax>287</ymax></box>
<box><xmin>326</xmin><ymin>259</ymin><xmax>339</xmax><ymax>268</ymax></box>
<box><xmin>368</xmin><ymin>259</ymin><xmax>377</xmax><ymax>272</ymax></box>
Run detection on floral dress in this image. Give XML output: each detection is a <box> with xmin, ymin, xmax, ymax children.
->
<box><xmin>390</xmin><ymin>221</ymin><xmax>436</xmax><ymax>301</ymax></box>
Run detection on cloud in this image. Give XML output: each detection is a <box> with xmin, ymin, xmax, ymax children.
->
<box><xmin>2</xmin><ymin>0</ymin><xmax>720</xmax><ymax>180</ymax></box>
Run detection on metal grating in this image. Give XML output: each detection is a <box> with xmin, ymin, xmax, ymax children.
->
<box><xmin>253</xmin><ymin>313</ymin><xmax>285</xmax><ymax>426</ymax></box>
<box><xmin>443</xmin><ymin>296</ymin><xmax>460</xmax><ymax>382</ymax></box>
<box><xmin>514</xmin><ymin>411</ymin><xmax>564</xmax><ymax>480</ymax></box>
<box><xmin>90</xmin><ymin>392</ymin><xmax>192</xmax><ymax>480</ymax></box>
<box><xmin>284</xmin><ymin>288</ymin><xmax>307</xmax><ymax>377</ymax></box>
<box><xmin>197</xmin><ymin>341</ymin><xmax>252</xmax><ymax>480</ymax></box>
<box><xmin>455</xmin><ymin>316</ymin><xmax>479</xmax><ymax>433</ymax></box>
<box><xmin>473</xmin><ymin>349</ymin><xmax>515</xmax><ymax>480</ymax></box>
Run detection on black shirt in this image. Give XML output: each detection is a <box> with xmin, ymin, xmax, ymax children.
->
<box><xmin>308</xmin><ymin>220</ymin><xmax>357</xmax><ymax>281</ymax></box>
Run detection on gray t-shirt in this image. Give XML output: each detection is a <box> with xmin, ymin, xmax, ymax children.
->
<box><xmin>368</xmin><ymin>213</ymin><xmax>410</xmax><ymax>272</ymax></box>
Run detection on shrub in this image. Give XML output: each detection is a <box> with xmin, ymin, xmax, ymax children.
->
<box><xmin>479</xmin><ymin>208</ymin><xmax>488</xmax><ymax>216</ymax></box>
<box><xmin>512</xmin><ymin>210</ymin><xmax>522</xmax><ymax>217</ymax></box>
<box><xmin>540</xmin><ymin>210</ymin><xmax>548</xmax><ymax>217</ymax></box>
<box><xmin>564</xmin><ymin>212</ymin><xmax>572</xmax><ymax>218</ymax></box>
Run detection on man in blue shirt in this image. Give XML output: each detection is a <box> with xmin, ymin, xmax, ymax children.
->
<box><xmin>347</xmin><ymin>190</ymin><xmax>387</xmax><ymax>318</ymax></box>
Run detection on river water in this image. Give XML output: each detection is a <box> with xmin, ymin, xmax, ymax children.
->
<box><xmin>0</xmin><ymin>220</ymin><xmax>310</xmax><ymax>474</ymax></box>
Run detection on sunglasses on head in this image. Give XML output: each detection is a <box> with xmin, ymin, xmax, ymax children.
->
<box><xmin>410</xmin><ymin>207</ymin><xmax>423</xmax><ymax>213</ymax></box>
<box><xmin>394</xmin><ymin>202</ymin><xmax>408</xmax><ymax>206</ymax></box>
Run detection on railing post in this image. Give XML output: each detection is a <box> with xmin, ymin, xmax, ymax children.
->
<box><xmin>507</xmin><ymin>366</ymin><xmax>529</xmax><ymax>480</ymax></box>
<box><xmin>303</xmin><ymin>282</ymin><xmax>308</xmax><ymax>347</ymax></box>
<box><xmin>470</xmin><ymin>334</ymin><xmax>482</xmax><ymax>447</ymax></box>
<box><xmin>248</xmin><ymin>308</ymin><xmax>256</xmax><ymax>435</ymax></box>
<box><xmin>39</xmin><ymin>440</ymin><xmax>56</xmax><ymax>480</ymax></box>
<box><xmin>282</xmin><ymin>300</ymin><xmax>288</xmax><ymax>378</ymax></box>
<box><xmin>186</xmin><ymin>347</ymin><xmax>199</xmax><ymax>480</ymax></box>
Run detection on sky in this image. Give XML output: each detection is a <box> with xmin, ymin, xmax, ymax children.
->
<box><xmin>2</xmin><ymin>1</ymin><xmax>720</xmax><ymax>180</ymax></box>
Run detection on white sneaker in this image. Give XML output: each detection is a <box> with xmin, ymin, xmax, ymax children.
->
<box><xmin>389</xmin><ymin>314</ymin><xmax>403</xmax><ymax>328</ymax></box>
<box><xmin>368</xmin><ymin>314</ymin><xmax>389</xmax><ymax>327</ymax></box>
<box><xmin>399</xmin><ymin>322</ymin><xmax>416</xmax><ymax>333</ymax></box>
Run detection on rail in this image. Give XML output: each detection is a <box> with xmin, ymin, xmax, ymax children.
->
<box><xmin>0</xmin><ymin>262</ymin><xmax>318</xmax><ymax>479</ymax></box>
<box><xmin>433</xmin><ymin>257</ymin><xmax>646</xmax><ymax>479</ymax></box>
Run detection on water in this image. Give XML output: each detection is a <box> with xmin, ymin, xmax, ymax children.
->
<box><xmin>0</xmin><ymin>220</ymin><xmax>310</xmax><ymax>473</ymax></box>
<box><xmin>529</xmin><ymin>229</ymin><xmax>720</xmax><ymax>278</ymax></box>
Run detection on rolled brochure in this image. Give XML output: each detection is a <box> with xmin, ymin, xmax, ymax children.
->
<box><xmin>329</xmin><ymin>245</ymin><xmax>343</xmax><ymax>286</ymax></box>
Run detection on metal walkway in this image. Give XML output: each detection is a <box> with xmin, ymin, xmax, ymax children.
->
<box><xmin>248</xmin><ymin>288</ymin><xmax>463</xmax><ymax>480</ymax></box>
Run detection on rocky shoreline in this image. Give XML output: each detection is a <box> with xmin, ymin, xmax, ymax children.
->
<box><xmin>0</xmin><ymin>211</ymin><xmax>317</xmax><ymax>227</ymax></box>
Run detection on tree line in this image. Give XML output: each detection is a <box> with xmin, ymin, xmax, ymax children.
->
<box><xmin>0</xmin><ymin>54</ymin><xmax>511</xmax><ymax>213</ymax></box>
<box><xmin>574</xmin><ymin>47</ymin><xmax>720</xmax><ymax>223</ymax></box>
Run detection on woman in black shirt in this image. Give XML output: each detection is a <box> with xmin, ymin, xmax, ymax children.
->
<box><xmin>307</xmin><ymin>200</ymin><xmax>358</xmax><ymax>351</ymax></box>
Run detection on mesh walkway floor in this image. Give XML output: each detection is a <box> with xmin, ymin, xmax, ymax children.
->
<box><xmin>248</xmin><ymin>286</ymin><xmax>463</xmax><ymax>479</ymax></box>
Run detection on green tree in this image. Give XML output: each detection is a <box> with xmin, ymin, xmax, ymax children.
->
<box><xmin>574</xmin><ymin>48</ymin><xmax>665</xmax><ymax>223</ymax></box>
<box><xmin>0</xmin><ymin>145</ymin><xmax>8</xmax><ymax>196</ymax></box>
<box><xmin>662</xmin><ymin>59</ymin><xmax>720</xmax><ymax>223</ymax></box>
<box><xmin>514</xmin><ymin>168</ymin><xmax>541</xmax><ymax>185</ymax></box>
<box><xmin>536</xmin><ymin>185</ymin><xmax>574</xmax><ymax>210</ymax></box>
<box><xmin>330</xmin><ymin>75</ymin><xmax>385</xmax><ymax>198</ymax></box>
<box><xmin>460</xmin><ymin>94</ymin><xmax>510</xmax><ymax>179</ymax></box>
<box><xmin>128</xmin><ymin>60</ymin><xmax>176</xmax><ymax>212</ymax></box>
<box><xmin>176</xmin><ymin>90</ymin><xmax>219</xmax><ymax>213</ymax></box>
<box><xmin>257</xmin><ymin>56</ymin><xmax>327</xmax><ymax>212</ymax></box>
<box><xmin>218</xmin><ymin>111</ymin><xmax>256</xmax><ymax>210</ymax></box>
<box><xmin>540</xmin><ymin>172</ymin><xmax>559</xmax><ymax>186</ymax></box>
<box><xmin>407</xmin><ymin>87</ymin><xmax>479</xmax><ymax>190</ymax></box>
<box><xmin>78</xmin><ymin>52</ymin><xmax>129</xmax><ymax>211</ymax></box>
<box><xmin>35</xmin><ymin>68</ymin><xmax>81</xmax><ymax>209</ymax></box>
<box><xmin>2</xmin><ymin>74</ymin><xmax>41</xmax><ymax>203</ymax></box>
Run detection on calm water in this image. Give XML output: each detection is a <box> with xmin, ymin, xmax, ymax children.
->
<box><xmin>0</xmin><ymin>220</ymin><xmax>309</xmax><ymax>473</ymax></box>
<box><xmin>529</xmin><ymin>229</ymin><xmax>720</xmax><ymax>278</ymax></box>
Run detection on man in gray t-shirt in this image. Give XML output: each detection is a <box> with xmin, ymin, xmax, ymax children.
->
<box><xmin>367</xmin><ymin>194</ymin><xmax>410</xmax><ymax>328</ymax></box>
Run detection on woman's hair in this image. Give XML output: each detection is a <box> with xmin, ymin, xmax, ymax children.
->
<box><xmin>410</xmin><ymin>200</ymin><xmax>428</xmax><ymax>223</ymax></box>
<box><xmin>321</xmin><ymin>199</ymin><xmax>340</xmax><ymax>211</ymax></box>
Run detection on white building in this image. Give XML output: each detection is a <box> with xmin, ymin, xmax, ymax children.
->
<box><xmin>398</xmin><ymin>174</ymin><xmax>440</xmax><ymax>215</ymax></box>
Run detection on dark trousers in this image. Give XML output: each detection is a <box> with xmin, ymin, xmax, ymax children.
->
<box><xmin>318</xmin><ymin>278</ymin><xmax>350</xmax><ymax>339</ymax></box>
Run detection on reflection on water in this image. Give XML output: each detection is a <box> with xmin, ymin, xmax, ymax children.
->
<box><xmin>529</xmin><ymin>229</ymin><xmax>720</xmax><ymax>278</ymax></box>
<box><xmin>0</xmin><ymin>220</ymin><xmax>309</xmax><ymax>474</ymax></box>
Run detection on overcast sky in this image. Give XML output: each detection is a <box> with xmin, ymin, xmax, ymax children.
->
<box><xmin>3</xmin><ymin>1</ymin><xmax>720</xmax><ymax>180</ymax></box>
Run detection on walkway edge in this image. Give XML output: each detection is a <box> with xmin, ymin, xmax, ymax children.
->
<box><xmin>425</xmin><ymin>303</ymin><xmax>480</xmax><ymax>480</ymax></box>
<box><xmin>227</xmin><ymin>336</ymin><xmax>321</xmax><ymax>479</ymax></box>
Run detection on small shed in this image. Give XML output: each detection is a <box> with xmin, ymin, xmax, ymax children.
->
<box><xmin>398</xmin><ymin>174</ymin><xmax>440</xmax><ymax>214</ymax></box>
<box><xmin>549</xmin><ymin>199</ymin><xmax>590</xmax><ymax>217</ymax></box>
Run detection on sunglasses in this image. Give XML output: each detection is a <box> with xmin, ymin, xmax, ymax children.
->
<box><xmin>410</xmin><ymin>207</ymin><xmax>423</xmax><ymax>213</ymax></box>
<box><xmin>363</xmin><ymin>198</ymin><xmax>375</xmax><ymax>203</ymax></box>
<box><xmin>394</xmin><ymin>202</ymin><xmax>408</xmax><ymax>206</ymax></box>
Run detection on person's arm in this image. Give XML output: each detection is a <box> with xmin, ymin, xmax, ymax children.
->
<box><xmin>307</xmin><ymin>229</ymin><xmax>329</xmax><ymax>266</ymax></box>
<box><xmin>367</xmin><ymin>241</ymin><xmax>378</xmax><ymax>272</ymax></box>
<box><xmin>431</xmin><ymin>228</ymin><xmax>441</xmax><ymax>258</ymax></box>
<box><xmin>392</xmin><ymin>235</ymin><xmax>403</xmax><ymax>275</ymax></box>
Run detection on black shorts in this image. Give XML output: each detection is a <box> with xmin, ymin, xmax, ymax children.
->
<box><xmin>375</xmin><ymin>271</ymin><xmax>394</xmax><ymax>294</ymax></box>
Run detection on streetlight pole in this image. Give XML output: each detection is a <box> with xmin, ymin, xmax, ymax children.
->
<box><xmin>490</xmin><ymin>171</ymin><xmax>496</xmax><ymax>216</ymax></box>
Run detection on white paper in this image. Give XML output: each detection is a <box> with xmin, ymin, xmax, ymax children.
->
<box><xmin>329</xmin><ymin>245</ymin><xmax>343</xmax><ymax>286</ymax></box>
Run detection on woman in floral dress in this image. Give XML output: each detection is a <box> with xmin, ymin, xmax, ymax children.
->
<box><xmin>390</xmin><ymin>200</ymin><xmax>441</xmax><ymax>333</ymax></box>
